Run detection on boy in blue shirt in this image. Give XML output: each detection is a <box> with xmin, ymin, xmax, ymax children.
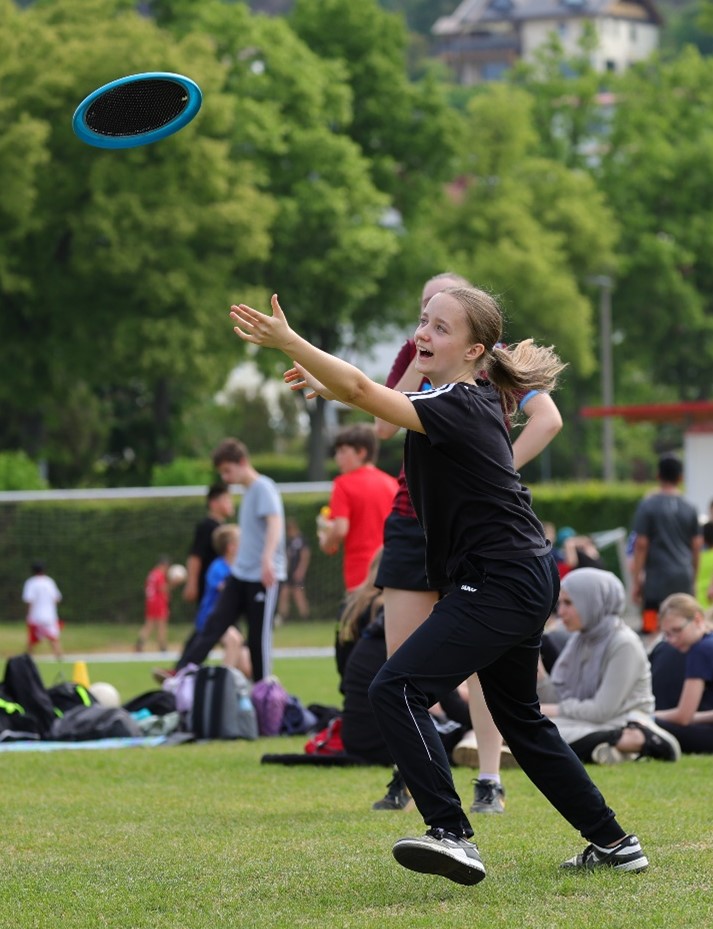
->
<box><xmin>196</xmin><ymin>524</ymin><xmax>251</xmax><ymax>678</ymax></box>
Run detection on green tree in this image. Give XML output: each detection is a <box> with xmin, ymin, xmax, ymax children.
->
<box><xmin>0</xmin><ymin>0</ymin><xmax>275</xmax><ymax>483</ymax></box>
<box><xmin>0</xmin><ymin>1</ymin><xmax>50</xmax><ymax>301</ymax></box>
<box><xmin>599</xmin><ymin>48</ymin><xmax>713</xmax><ymax>402</ymax></box>
<box><xmin>147</xmin><ymin>0</ymin><xmax>408</xmax><ymax>477</ymax></box>
<box><xmin>290</xmin><ymin>0</ymin><xmax>461</xmax><ymax>219</ymax></box>
<box><xmin>509</xmin><ymin>25</ymin><xmax>609</xmax><ymax>170</ymax></box>
<box><xmin>438</xmin><ymin>84</ymin><xmax>616</xmax><ymax>369</ymax></box>
<box><xmin>429</xmin><ymin>83</ymin><xmax>622</xmax><ymax>479</ymax></box>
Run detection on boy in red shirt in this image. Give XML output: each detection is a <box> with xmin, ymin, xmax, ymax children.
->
<box><xmin>320</xmin><ymin>424</ymin><xmax>397</xmax><ymax>592</ymax></box>
<box><xmin>137</xmin><ymin>555</ymin><xmax>171</xmax><ymax>652</ymax></box>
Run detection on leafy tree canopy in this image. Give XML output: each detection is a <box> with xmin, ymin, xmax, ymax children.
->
<box><xmin>599</xmin><ymin>47</ymin><xmax>713</xmax><ymax>399</ymax></box>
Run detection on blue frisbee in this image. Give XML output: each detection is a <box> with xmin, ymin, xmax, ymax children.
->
<box><xmin>72</xmin><ymin>72</ymin><xmax>202</xmax><ymax>149</ymax></box>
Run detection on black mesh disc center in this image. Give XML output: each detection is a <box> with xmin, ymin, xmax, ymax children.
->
<box><xmin>85</xmin><ymin>79</ymin><xmax>189</xmax><ymax>137</ymax></box>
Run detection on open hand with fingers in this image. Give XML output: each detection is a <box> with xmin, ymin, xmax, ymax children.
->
<box><xmin>284</xmin><ymin>364</ymin><xmax>327</xmax><ymax>400</ymax></box>
<box><xmin>230</xmin><ymin>294</ymin><xmax>295</xmax><ymax>352</ymax></box>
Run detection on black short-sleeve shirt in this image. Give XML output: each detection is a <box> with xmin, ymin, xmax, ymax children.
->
<box><xmin>189</xmin><ymin>515</ymin><xmax>222</xmax><ymax>601</ymax></box>
<box><xmin>403</xmin><ymin>380</ymin><xmax>549</xmax><ymax>588</ymax></box>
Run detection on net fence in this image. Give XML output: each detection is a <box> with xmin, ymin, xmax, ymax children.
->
<box><xmin>0</xmin><ymin>484</ymin><xmax>344</xmax><ymax>628</ymax></box>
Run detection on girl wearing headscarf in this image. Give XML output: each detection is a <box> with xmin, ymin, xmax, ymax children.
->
<box><xmin>539</xmin><ymin>568</ymin><xmax>681</xmax><ymax>764</ymax></box>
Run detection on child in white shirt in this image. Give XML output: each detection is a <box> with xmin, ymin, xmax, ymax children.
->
<box><xmin>22</xmin><ymin>561</ymin><xmax>63</xmax><ymax>659</ymax></box>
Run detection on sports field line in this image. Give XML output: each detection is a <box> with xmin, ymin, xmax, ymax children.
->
<box><xmin>35</xmin><ymin>646</ymin><xmax>334</xmax><ymax>664</ymax></box>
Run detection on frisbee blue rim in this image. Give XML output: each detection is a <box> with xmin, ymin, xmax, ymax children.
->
<box><xmin>72</xmin><ymin>72</ymin><xmax>202</xmax><ymax>149</ymax></box>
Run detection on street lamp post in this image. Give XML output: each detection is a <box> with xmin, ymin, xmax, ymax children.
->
<box><xmin>587</xmin><ymin>275</ymin><xmax>615</xmax><ymax>481</ymax></box>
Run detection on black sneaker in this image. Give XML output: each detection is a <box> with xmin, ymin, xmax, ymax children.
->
<box><xmin>372</xmin><ymin>770</ymin><xmax>414</xmax><ymax>811</ymax></box>
<box><xmin>626</xmin><ymin>717</ymin><xmax>681</xmax><ymax>762</ymax></box>
<box><xmin>470</xmin><ymin>778</ymin><xmax>505</xmax><ymax>814</ymax></box>
<box><xmin>393</xmin><ymin>827</ymin><xmax>486</xmax><ymax>886</ymax></box>
<box><xmin>561</xmin><ymin>834</ymin><xmax>648</xmax><ymax>873</ymax></box>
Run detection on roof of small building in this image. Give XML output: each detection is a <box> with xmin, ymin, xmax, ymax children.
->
<box><xmin>433</xmin><ymin>0</ymin><xmax>663</xmax><ymax>35</ymax></box>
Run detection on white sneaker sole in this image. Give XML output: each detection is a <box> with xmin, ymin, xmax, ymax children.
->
<box><xmin>393</xmin><ymin>837</ymin><xmax>486</xmax><ymax>886</ymax></box>
<box><xmin>591</xmin><ymin>743</ymin><xmax>625</xmax><ymax>765</ymax></box>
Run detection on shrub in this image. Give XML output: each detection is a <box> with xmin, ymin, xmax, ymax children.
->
<box><xmin>0</xmin><ymin>451</ymin><xmax>47</xmax><ymax>491</ymax></box>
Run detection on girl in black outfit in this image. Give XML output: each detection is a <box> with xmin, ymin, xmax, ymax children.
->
<box><xmin>230</xmin><ymin>288</ymin><xmax>647</xmax><ymax>887</ymax></box>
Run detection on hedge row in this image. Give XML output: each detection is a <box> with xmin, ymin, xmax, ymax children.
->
<box><xmin>0</xmin><ymin>483</ymin><xmax>649</xmax><ymax>626</ymax></box>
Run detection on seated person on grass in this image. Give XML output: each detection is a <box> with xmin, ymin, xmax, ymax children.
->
<box><xmin>651</xmin><ymin>593</ymin><xmax>713</xmax><ymax>755</ymax></box>
<box><xmin>538</xmin><ymin>568</ymin><xmax>681</xmax><ymax>765</ymax></box>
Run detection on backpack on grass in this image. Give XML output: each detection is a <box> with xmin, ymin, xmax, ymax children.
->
<box><xmin>251</xmin><ymin>676</ymin><xmax>289</xmax><ymax>736</ymax></box>
<box><xmin>304</xmin><ymin>716</ymin><xmax>344</xmax><ymax>756</ymax></box>
<box><xmin>48</xmin><ymin>681</ymin><xmax>96</xmax><ymax>713</ymax></box>
<box><xmin>49</xmin><ymin>705</ymin><xmax>143</xmax><ymax>741</ymax></box>
<box><xmin>0</xmin><ymin>695</ymin><xmax>42</xmax><ymax>740</ymax></box>
<box><xmin>188</xmin><ymin>666</ymin><xmax>257</xmax><ymax>740</ymax></box>
<box><xmin>280</xmin><ymin>695</ymin><xmax>318</xmax><ymax>735</ymax></box>
<box><xmin>2</xmin><ymin>655</ymin><xmax>57</xmax><ymax>737</ymax></box>
<box><xmin>161</xmin><ymin>663</ymin><xmax>199</xmax><ymax>715</ymax></box>
<box><xmin>123</xmin><ymin>690</ymin><xmax>177</xmax><ymax>717</ymax></box>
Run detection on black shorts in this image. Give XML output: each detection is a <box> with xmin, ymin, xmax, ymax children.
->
<box><xmin>375</xmin><ymin>512</ymin><xmax>432</xmax><ymax>592</ymax></box>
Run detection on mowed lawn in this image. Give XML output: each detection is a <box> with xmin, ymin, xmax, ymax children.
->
<box><xmin>1</xmin><ymin>625</ymin><xmax>712</xmax><ymax>929</ymax></box>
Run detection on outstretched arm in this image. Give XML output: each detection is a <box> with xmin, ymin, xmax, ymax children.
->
<box><xmin>231</xmin><ymin>295</ymin><xmax>424</xmax><ymax>433</ymax></box>
<box><xmin>375</xmin><ymin>353</ymin><xmax>423</xmax><ymax>440</ymax></box>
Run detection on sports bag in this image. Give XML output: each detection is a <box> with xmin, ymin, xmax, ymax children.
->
<box><xmin>161</xmin><ymin>663</ymin><xmax>199</xmax><ymax>715</ymax></box>
<box><xmin>251</xmin><ymin>676</ymin><xmax>289</xmax><ymax>736</ymax></box>
<box><xmin>2</xmin><ymin>655</ymin><xmax>57</xmax><ymax>737</ymax></box>
<box><xmin>280</xmin><ymin>695</ymin><xmax>318</xmax><ymax>735</ymax></box>
<box><xmin>0</xmin><ymin>694</ymin><xmax>42</xmax><ymax>740</ymax></box>
<box><xmin>49</xmin><ymin>705</ymin><xmax>143</xmax><ymax>741</ymax></box>
<box><xmin>304</xmin><ymin>716</ymin><xmax>345</xmax><ymax>756</ymax></box>
<box><xmin>123</xmin><ymin>690</ymin><xmax>177</xmax><ymax>717</ymax></box>
<box><xmin>188</xmin><ymin>666</ymin><xmax>257</xmax><ymax>740</ymax></box>
<box><xmin>48</xmin><ymin>681</ymin><xmax>96</xmax><ymax>713</ymax></box>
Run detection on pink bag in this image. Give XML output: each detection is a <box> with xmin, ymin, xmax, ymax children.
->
<box><xmin>162</xmin><ymin>663</ymin><xmax>199</xmax><ymax>715</ymax></box>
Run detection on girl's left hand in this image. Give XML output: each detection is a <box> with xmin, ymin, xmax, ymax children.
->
<box><xmin>231</xmin><ymin>294</ymin><xmax>293</xmax><ymax>350</ymax></box>
<box><xmin>284</xmin><ymin>364</ymin><xmax>325</xmax><ymax>400</ymax></box>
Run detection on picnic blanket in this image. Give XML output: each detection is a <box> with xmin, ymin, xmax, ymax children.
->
<box><xmin>0</xmin><ymin>731</ymin><xmax>195</xmax><ymax>753</ymax></box>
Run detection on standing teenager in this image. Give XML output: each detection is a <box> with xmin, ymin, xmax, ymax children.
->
<box><xmin>230</xmin><ymin>289</ymin><xmax>647</xmax><ymax>886</ymax></box>
<box><xmin>373</xmin><ymin>272</ymin><xmax>562</xmax><ymax>813</ymax></box>
<box><xmin>177</xmin><ymin>438</ymin><xmax>286</xmax><ymax>682</ymax></box>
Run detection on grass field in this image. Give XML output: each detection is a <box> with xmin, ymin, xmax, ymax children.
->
<box><xmin>1</xmin><ymin>619</ymin><xmax>340</xmax><ymax>706</ymax></box>
<box><xmin>2</xmin><ymin>624</ymin><xmax>712</xmax><ymax>928</ymax></box>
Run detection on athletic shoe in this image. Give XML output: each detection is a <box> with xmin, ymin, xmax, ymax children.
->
<box><xmin>625</xmin><ymin>714</ymin><xmax>681</xmax><ymax>762</ymax></box>
<box><xmin>470</xmin><ymin>778</ymin><xmax>505</xmax><ymax>814</ymax></box>
<box><xmin>591</xmin><ymin>742</ymin><xmax>626</xmax><ymax>765</ymax></box>
<box><xmin>451</xmin><ymin>730</ymin><xmax>518</xmax><ymax>769</ymax></box>
<box><xmin>393</xmin><ymin>827</ymin><xmax>486</xmax><ymax>886</ymax></box>
<box><xmin>372</xmin><ymin>770</ymin><xmax>414</xmax><ymax>811</ymax></box>
<box><xmin>560</xmin><ymin>834</ymin><xmax>648</xmax><ymax>873</ymax></box>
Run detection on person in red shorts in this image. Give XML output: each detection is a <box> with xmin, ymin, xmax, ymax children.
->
<box><xmin>137</xmin><ymin>554</ymin><xmax>171</xmax><ymax>652</ymax></box>
<box><xmin>320</xmin><ymin>424</ymin><xmax>398</xmax><ymax>593</ymax></box>
<box><xmin>22</xmin><ymin>560</ymin><xmax>63</xmax><ymax>660</ymax></box>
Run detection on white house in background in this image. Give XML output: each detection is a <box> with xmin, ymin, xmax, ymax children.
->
<box><xmin>432</xmin><ymin>0</ymin><xmax>662</xmax><ymax>83</ymax></box>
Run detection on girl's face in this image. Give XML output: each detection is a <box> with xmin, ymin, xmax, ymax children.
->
<box><xmin>413</xmin><ymin>292</ymin><xmax>483</xmax><ymax>386</ymax></box>
<box><xmin>660</xmin><ymin>610</ymin><xmax>704</xmax><ymax>653</ymax></box>
<box><xmin>557</xmin><ymin>590</ymin><xmax>584</xmax><ymax>632</ymax></box>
